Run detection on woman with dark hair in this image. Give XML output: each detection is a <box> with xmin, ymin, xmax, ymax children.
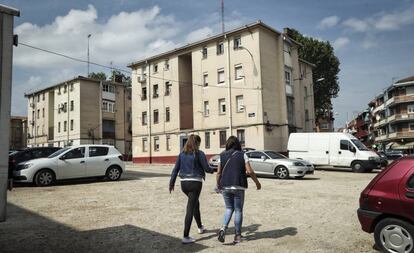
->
<box><xmin>169</xmin><ymin>134</ymin><xmax>213</xmax><ymax>244</ymax></box>
<box><xmin>216</xmin><ymin>136</ymin><xmax>261</xmax><ymax>244</ymax></box>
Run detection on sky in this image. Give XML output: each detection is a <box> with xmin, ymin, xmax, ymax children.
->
<box><xmin>3</xmin><ymin>0</ymin><xmax>414</xmax><ymax>128</ymax></box>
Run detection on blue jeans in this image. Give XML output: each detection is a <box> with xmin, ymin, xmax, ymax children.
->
<box><xmin>222</xmin><ymin>189</ymin><xmax>245</xmax><ymax>235</ymax></box>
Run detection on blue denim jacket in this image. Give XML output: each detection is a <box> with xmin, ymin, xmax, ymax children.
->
<box><xmin>169</xmin><ymin>151</ymin><xmax>213</xmax><ymax>186</ymax></box>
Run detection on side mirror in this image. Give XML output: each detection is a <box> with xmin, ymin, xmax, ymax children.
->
<box><xmin>59</xmin><ymin>156</ymin><xmax>66</xmax><ymax>160</ymax></box>
<box><xmin>350</xmin><ymin>146</ymin><xmax>356</xmax><ymax>153</ymax></box>
<box><xmin>261</xmin><ymin>155</ymin><xmax>267</xmax><ymax>160</ymax></box>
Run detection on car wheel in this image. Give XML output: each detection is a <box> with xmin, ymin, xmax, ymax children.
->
<box><xmin>106</xmin><ymin>166</ymin><xmax>122</xmax><ymax>181</ymax></box>
<box><xmin>34</xmin><ymin>169</ymin><xmax>55</xmax><ymax>187</ymax></box>
<box><xmin>374</xmin><ymin>218</ymin><xmax>414</xmax><ymax>253</ymax></box>
<box><xmin>351</xmin><ymin>161</ymin><xmax>366</xmax><ymax>173</ymax></box>
<box><xmin>274</xmin><ymin>166</ymin><xmax>289</xmax><ymax>179</ymax></box>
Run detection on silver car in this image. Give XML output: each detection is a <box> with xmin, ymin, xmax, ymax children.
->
<box><xmin>209</xmin><ymin>148</ymin><xmax>256</xmax><ymax>171</ymax></box>
<box><xmin>246</xmin><ymin>150</ymin><xmax>314</xmax><ymax>179</ymax></box>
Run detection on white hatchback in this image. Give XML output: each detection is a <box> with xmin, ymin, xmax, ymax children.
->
<box><xmin>13</xmin><ymin>145</ymin><xmax>125</xmax><ymax>186</ymax></box>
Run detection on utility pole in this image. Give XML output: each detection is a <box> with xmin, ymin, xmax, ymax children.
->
<box><xmin>221</xmin><ymin>0</ymin><xmax>225</xmax><ymax>33</ymax></box>
<box><xmin>87</xmin><ymin>34</ymin><xmax>91</xmax><ymax>77</ymax></box>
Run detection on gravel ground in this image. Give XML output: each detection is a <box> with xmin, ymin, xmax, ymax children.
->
<box><xmin>0</xmin><ymin>164</ymin><xmax>379</xmax><ymax>253</ymax></box>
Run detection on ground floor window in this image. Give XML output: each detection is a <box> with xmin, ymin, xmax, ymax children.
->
<box><xmin>205</xmin><ymin>132</ymin><xmax>210</xmax><ymax>149</ymax></box>
<box><xmin>142</xmin><ymin>138</ymin><xmax>148</xmax><ymax>152</ymax></box>
<box><xmin>154</xmin><ymin>136</ymin><xmax>160</xmax><ymax>151</ymax></box>
<box><xmin>219</xmin><ymin>130</ymin><xmax>227</xmax><ymax>148</ymax></box>
<box><xmin>166</xmin><ymin>135</ymin><xmax>171</xmax><ymax>151</ymax></box>
<box><xmin>237</xmin><ymin>129</ymin><xmax>245</xmax><ymax>146</ymax></box>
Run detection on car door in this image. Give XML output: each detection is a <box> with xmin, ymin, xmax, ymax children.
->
<box><xmin>399</xmin><ymin>167</ymin><xmax>414</xmax><ymax>221</ymax></box>
<box><xmin>86</xmin><ymin>146</ymin><xmax>111</xmax><ymax>177</ymax></box>
<box><xmin>56</xmin><ymin>147</ymin><xmax>86</xmax><ymax>179</ymax></box>
<box><xmin>247</xmin><ymin>152</ymin><xmax>269</xmax><ymax>174</ymax></box>
<box><xmin>337</xmin><ymin>140</ymin><xmax>356</xmax><ymax>167</ymax></box>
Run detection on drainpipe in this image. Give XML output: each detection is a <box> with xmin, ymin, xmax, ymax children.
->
<box><xmin>146</xmin><ymin>61</ymin><xmax>152</xmax><ymax>163</ymax></box>
<box><xmin>225</xmin><ymin>34</ymin><xmax>233</xmax><ymax>136</ymax></box>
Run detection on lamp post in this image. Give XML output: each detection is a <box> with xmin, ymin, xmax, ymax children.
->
<box><xmin>87</xmin><ymin>34</ymin><xmax>91</xmax><ymax>77</ymax></box>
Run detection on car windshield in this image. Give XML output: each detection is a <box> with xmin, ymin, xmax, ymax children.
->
<box><xmin>48</xmin><ymin>148</ymin><xmax>69</xmax><ymax>158</ymax></box>
<box><xmin>265</xmin><ymin>151</ymin><xmax>287</xmax><ymax>159</ymax></box>
<box><xmin>351</xmin><ymin>139</ymin><xmax>369</xmax><ymax>151</ymax></box>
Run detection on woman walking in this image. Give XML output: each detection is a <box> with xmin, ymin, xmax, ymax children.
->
<box><xmin>169</xmin><ymin>134</ymin><xmax>213</xmax><ymax>244</ymax></box>
<box><xmin>216</xmin><ymin>136</ymin><xmax>261</xmax><ymax>244</ymax></box>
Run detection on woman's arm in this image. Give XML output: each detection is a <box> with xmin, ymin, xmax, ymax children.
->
<box><xmin>199</xmin><ymin>151</ymin><xmax>214</xmax><ymax>174</ymax></box>
<box><xmin>216</xmin><ymin>163</ymin><xmax>222</xmax><ymax>189</ymax></box>
<box><xmin>246</xmin><ymin>162</ymin><xmax>261</xmax><ymax>190</ymax></box>
<box><xmin>169</xmin><ymin>154</ymin><xmax>181</xmax><ymax>193</ymax></box>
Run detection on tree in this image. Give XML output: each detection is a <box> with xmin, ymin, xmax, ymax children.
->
<box><xmin>286</xmin><ymin>28</ymin><xmax>340</xmax><ymax>122</ymax></box>
<box><xmin>88</xmin><ymin>72</ymin><xmax>107</xmax><ymax>81</ymax></box>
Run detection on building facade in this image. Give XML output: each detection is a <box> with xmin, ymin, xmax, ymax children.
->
<box><xmin>346</xmin><ymin>110</ymin><xmax>373</xmax><ymax>147</ymax></box>
<box><xmin>25</xmin><ymin>76</ymin><xmax>132</xmax><ymax>156</ymax></box>
<box><xmin>10</xmin><ymin>116</ymin><xmax>27</xmax><ymax>150</ymax></box>
<box><xmin>370</xmin><ymin>76</ymin><xmax>414</xmax><ymax>152</ymax></box>
<box><xmin>128</xmin><ymin>21</ymin><xmax>316</xmax><ymax>163</ymax></box>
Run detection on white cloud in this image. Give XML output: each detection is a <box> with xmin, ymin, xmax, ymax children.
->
<box><xmin>333</xmin><ymin>37</ymin><xmax>350</xmax><ymax>50</ymax></box>
<box><xmin>185</xmin><ymin>27</ymin><xmax>214</xmax><ymax>43</ymax></box>
<box><xmin>318</xmin><ymin>16</ymin><xmax>340</xmax><ymax>29</ymax></box>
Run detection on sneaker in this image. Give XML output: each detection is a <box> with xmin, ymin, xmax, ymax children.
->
<box><xmin>182</xmin><ymin>237</ymin><xmax>196</xmax><ymax>244</ymax></box>
<box><xmin>198</xmin><ymin>225</ymin><xmax>206</xmax><ymax>234</ymax></box>
<box><xmin>218</xmin><ymin>228</ymin><xmax>226</xmax><ymax>243</ymax></box>
<box><xmin>233</xmin><ymin>235</ymin><xmax>244</xmax><ymax>244</ymax></box>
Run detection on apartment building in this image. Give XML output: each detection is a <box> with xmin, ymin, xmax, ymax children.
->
<box><xmin>370</xmin><ymin>76</ymin><xmax>414</xmax><ymax>152</ymax></box>
<box><xmin>10</xmin><ymin>116</ymin><xmax>27</xmax><ymax>150</ymax></box>
<box><xmin>25</xmin><ymin>76</ymin><xmax>132</xmax><ymax>156</ymax></box>
<box><xmin>346</xmin><ymin>110</ymin><xmax>373</xmax><ymax>147</ymax></box>
<box><xmin>128</xmin><ymin>21</ymin><xmax>315</xmax><ymax>163</ymax></box>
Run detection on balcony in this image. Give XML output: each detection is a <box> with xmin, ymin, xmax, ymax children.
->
<box><xmin>388</xmin><ymin>131</ymin><xmax>414</xmax><ymax>140</ymax></box>
<box><xmin>375</xmin><ymin>134</ymin><xmax>388</xmax><ymax>141</ymax></box>
<box><xmin>385</xmin><ymin>96</ymin><xmax>395</xmax><ymax>106</ymax></box>
<box><xmin>372</xmin><ymin>103</ymin><xmax>385</xmax><ymax>114</ymax></box>
<box><xmin>388</xmin><ymin>113</ymin><xmax>414</xmax><ymax>124</ymax></box>
<box><xmin>386</xmin><ymin>95</ymin><xmax>414</xmax><ymax>107</ymax></box>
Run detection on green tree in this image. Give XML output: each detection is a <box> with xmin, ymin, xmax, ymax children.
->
<box><xmin>88</xmin><ymin>72</ymin><xmax>107</xmax><ymax>81</ymax></box>
<box><xmin>286</xmin><ymin>28</ymin><xmax>340</xmax><ymax>121</ymax></box>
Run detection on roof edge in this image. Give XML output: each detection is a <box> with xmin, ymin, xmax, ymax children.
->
<box><xmin>0</xmin><ymin>4</ymin><xmax>20</xmax><ymax>16</ymax></box>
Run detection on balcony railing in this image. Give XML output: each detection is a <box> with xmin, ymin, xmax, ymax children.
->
<box><xmin>388</xmin><ymin>113</ymin><xmax>414</xmax><ymax>124</ymax></box>
<box><xmin>372</xmin><ymin>103</ymin><xmax>385</xmax><ymax>114</ymax></box>
<box><xmin>386</xmin><ymin>95</ymin><xmax>414</xmax><ymax>107</ymax></box>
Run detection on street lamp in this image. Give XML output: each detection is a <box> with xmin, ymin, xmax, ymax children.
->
<box><xmin>87</xmin><ymin>34</ymin><xmax>91</xmax><ymax>77</ymax></box>
<box><xmin>316</xmin><ymin>77</ymin><xmax>325</xmax><ymax>82</ymax></box>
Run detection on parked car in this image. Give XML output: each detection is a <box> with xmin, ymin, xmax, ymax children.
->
<box><xmin>288</xmin><ymin>132</ymin><xmax>381</xmax><ymax>173</ymax></box>
<box><xmin>357</xmin><ymin>157</ymin><xmax>414</xmax><ymax>253</ymax></box>
<box><xmin>8</xmin><ymin>147</ymin><xmax>61</xmax><ymax>178</ymax></box>
<box><xmin>13</xmin><ymin>145</ymin><xmax>125</xmax><ymax>186</ymax></box>
<box><xmin>208</xmin><ymin>147</ymin><xmax>256</xmax><ymax>170</ymax></box>
<box><xmin>245</xmin><ymin>150</ymin><xmax>314</xmax><ymax>179</ymax></box>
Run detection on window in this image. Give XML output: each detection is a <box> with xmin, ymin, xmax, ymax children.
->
<box><xmin>219</xmin><ymin>130</ymin><xmax>227</xmax><ymax>148</ymax></box>
<box><xmin>237</xmin><ymin>129</ymin><xmax>245</xmax><ymax>146</ymax></box>
<box><xmin>153</xmin><ymin>110</ymin><xmax>159</xmax><ymax>124</ymax></box>
<box><xmin>154</xmin><ymin>137</ymin><xmax>160</xmax><ymax>151</ymax></box>
<box><xmin>340</xmin><ymin>140</ymin><xmax>351</xmax><ymax>150</ymax></box>
<box><xmin>70</xmin><ymin>100</ymin><xmax>74</xmax><ymax>111</ymax></box>
<box><xmin>236</xmin><ymin>95</ymin><xmax>244</xmax><ymax>112</ymax></box>
<box><xmin>235</xmin><ymin>65</ymin><xmax>243</xmax><ymax>80</ymax></box>
<box><xmin>407</xmin><ymin>174</ymin><xmax>414</xmax><ymax>189</ymax></box>
<box><xmin>164</xmin><ymin>60</ymin><xmax>169</xmax><ymax>70</ymax></box>
<box><xmin>285</xmin><ymin>70</ymin><xmax>292</xmax><ymax>86</ymax></box>
<box><xmin>305</xmin><ymin>110</ymin><xmax>309</xmax><ymax>121</ymax></box>
<box><xmin>408</xmin><ymin>104</ymin><xmax>414</xmax><ymax>114</ymax></box>
<box><xmin>219</xmin><ymin>99</ymin><xmax>226</xmax><ymax>114</ymax></box>
<box><xmin>102</xmin><ymin>100</ymin><xmax>115</xmax><ymax>113</ymax></box>
<box><xmin>37</xmin><ymin>94</ymin><xmax>40</xmax><ymax>102</ymax></box>
<box><xmin>287</xmin><ymin>97</ymin><xmax>295</xmax><ymax>124</ymax></box>
<box><xmin>165</xmin><ymin>107</ymin><xmax>170</xmax><ymax>122</ymax></box>
<box><xmin>204</xmin><ymin>101</ymin><xmax>210</xmax><ymax>116</ymax></box>
<box><xmin>217</xmin><ymin>42</ymin><xmax>224</xmax><ymax>55</ymax></box>
<box><xmin>37</xmin><ymin>109</ymin><xmax>40</xmax><ymax>119</ymax></box>
<box><xmin>153</xmin><ymin>84</ymin><xmax>159</xmax><ymax>98</ymax></box>
<box><xmin>165</xmin><ymin>82</ymin><xmax>172</xmax><ymax>96</ymax></box>
<box><xmin>142</xmin><ymin>87</ymin><xmax>147</xmax><ymax>100</ymax></box>
<box><xmin>142</xmin><ymin>112</ymin><xmax>147</xmax><ymax>125</ymax></box>
<box><xmin>62</xmin><ymin>147</ymin><xmax>85</xmax><ymax>160</ymax></box>
<box><xmin>89</xmin><ymin>146</ymin><xmax>109</xmax><ymax>157</ymax></box>
<box><xmin>64</xmin><ymin>121</ymin><xmax>67</xmax><ymax>132</ymax></box>
<box><xmin>42</xmin><ymin>108</ymin><xmax>45</xmax><ymax>118</ymax></box>
<box><xmin>320</xmin><ymin>122</ymin><xmax>329</xmax><ymax>130</ymax></box>
<box><xmin>233</xmin><ymin>36</ymin><xmax>241</xmax><ymax>49</ymax></box>
<box><xmin>70</xmin><ymin>83</ymin><xmax>74</xmax><ymax>91</ymax></box>
<box><xmin>409</xmin><ymin>123</ymin><xmax>414</xmax><ymax>132</ymax></box>
<box><xmin>58</xmin><ymin>122</ymin><xmax>61</xmax><ymax>133</ymax></box>
<box><xmin>142</xmin><ymin>138</ymin><xmax>148</xmax><ymax>152</ymax></box>
<box><xmin>36</xmin><ymin>126</ymin><xmax>39</xmax><ymax>135</ymax></box>
<box><xmin>166</xmin><ymin>135</ymin><xmax>171</xmax><ymax>151</ymax></box>
<box><xmin>218</xmin><ymin>69</ymin><xmax>225</xmax><ymax>84</ymax></box>
<box><xmin>205</xmin><ymin>132</ymin><xmax>210</xmax><ymax>149</ymax></box>
<box><xmin>247</xmin><ymin>152</ymin><xmax>264</xmax><ymax>159</ymax></box>
<box><xmin>153</xmin><ymin>64</ymin><xmax>158</xmax><ymax>73</ymax></box>
<box><xmin>42</xmin><ymin>93</ymin><xmax>45</xmax><ymax>101</ymax></box>
<box><xmin>64</xmin><ymin>102</ymin><xmax>67</xmax><ymax>112</ymax></box>
<box><xmin>203</xmin><ymin>73</ymin><xmax>208</xmax><ymax>87</ymax></box>
<box><xmin>64</xmin><ymin>85</ymin><xmax>67</xmax><ymax>93</ymax></box>
<box><xmin>202</xmin><ymin>47</ymin><xmax>208</xmax><ymax>58</ymax></box>
<box><xmin>103</xmin><ymin>84</ymin><xmax>115</xmax><ymax>93</ymax></box>
<box><xmin>70</xmin><ymin>120</ymin><xmax>74</xmax><ymax>131</ymax></box>
<box><xmin>304</xmin><ymin>86</ymin><xmax>308</xmax><ymax>98</ymax></box>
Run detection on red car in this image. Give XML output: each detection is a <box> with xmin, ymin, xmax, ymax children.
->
<box><xmin>358</xmin><ymin>157</ymin><xmax>414</xmax><ymax>253</ymax></box>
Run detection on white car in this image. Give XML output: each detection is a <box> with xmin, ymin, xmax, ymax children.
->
<box><xmin>13</xmin><ymin>145</ymin><xmax>125</xmax><ymax>186</ymax></box>
<box><xmin>246</xmin><ymin>150</ymin><xmax>314</xmax><ymax>179</ymax></box>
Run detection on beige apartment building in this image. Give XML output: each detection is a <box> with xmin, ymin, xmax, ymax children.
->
<box><xmin>25</xmin><ymin>76</ymin><xmax>132</xmax><ymax>156</ymax></box>
<box><xmin>370</xmin><ymin>76</ymin><xmax>414</xmax><ymax>152</ymax></box>
<box><xmin>10</xmin><ymin>116</ymin><xmax>27</xmax><ymax>150</ymax></box>
<box><xmin>128</xmin><ymin>21</ymin><xmax>315</xmax><ymax>163</ymax></box>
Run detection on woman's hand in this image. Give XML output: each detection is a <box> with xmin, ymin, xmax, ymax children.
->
<box><xmin>256</xmin><ymin>182</ymin><xmax>261</xmax><ymax>190</ymax></box>
<box><xmin>169</xmin><ymin>184</ymin><xmax>174</xmax><ymax>193</ymax></box>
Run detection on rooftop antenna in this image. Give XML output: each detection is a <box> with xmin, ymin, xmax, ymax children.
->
<box><xmin>221</xmin><ymin>0</ymin><xmax>225</xmax><ymax>33</ymax></box>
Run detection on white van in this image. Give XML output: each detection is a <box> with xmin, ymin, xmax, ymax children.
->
<box><xmin>287</xmin><ymin>133</ymin><xmax>380</xmax><ymax>172</ymax></box>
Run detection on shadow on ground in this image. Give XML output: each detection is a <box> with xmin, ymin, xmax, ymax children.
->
<box><xmin>0</xmin><ymin>203</ymin><xmax>208</xmax><ymax>253</ymax></box>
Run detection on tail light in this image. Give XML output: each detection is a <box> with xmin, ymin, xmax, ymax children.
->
<box><xmin>118</xmin><ymin>155</ymin><xmax>124</xmax><ymax>161</ymax></box>
<box><xmin>359</xmin><ymin>192</ymin><xmax>370</xmax><ymax>210</ymax></box>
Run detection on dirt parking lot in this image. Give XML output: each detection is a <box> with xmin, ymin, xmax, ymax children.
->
<box><xmin>0</xmin><ymin>164</ymin><xmax>379</xmax><ymax>253</ymax></box>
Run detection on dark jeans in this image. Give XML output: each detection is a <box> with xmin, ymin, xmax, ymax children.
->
<box><xmin>181</xmin><ymin>181</ymin><xmax>203</xmax><ymax>237</ymax></box>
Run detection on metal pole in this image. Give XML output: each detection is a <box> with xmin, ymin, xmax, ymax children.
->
<box><xmin>221</xmin><ymin>0</ymin><xmax>225</xmax><ymax>33</ymax></box>
<box><xmin>225</xmin><ymin>34</ymin><xmax>233</xmax><ymax>135</ymax></box>
<box><xmin>87</xmin><ymin>34</ymin><xmax>91</xmax><ymax>77</ymax></box>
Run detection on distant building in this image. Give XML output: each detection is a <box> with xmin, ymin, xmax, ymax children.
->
<box><xmin>9</xmin><ymin>116</ymin><xmax>27</xmax><ymax>150</ymax></box>
<box><xmin>128</xmin><ymin>21</ymin><xmax>316</xmax><ymax>163</ymax></box>
<box><xmin>370</xmin><ymin>75</ymin><xmax>414</xmax><ymax>152</ymax></box>
<box><xmin>346</xmin><ymin>110</ymin><xmax>373</xmax><ymax>147</ymax></box>
<box><xmin>316</xmin><ymin>112</ymin><xmax>334</xmax><ymax>132</ymax></box>
<box><xmin>24</xmin><ymin>76</ymin><xmax>132</xmax><ymax>156</ymax></box>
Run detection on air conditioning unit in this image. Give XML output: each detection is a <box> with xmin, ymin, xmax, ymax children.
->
<box><xmin>138</xmin><ymin>75</ymin><xmax>147</xmax><ymax>83</ymax></box>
